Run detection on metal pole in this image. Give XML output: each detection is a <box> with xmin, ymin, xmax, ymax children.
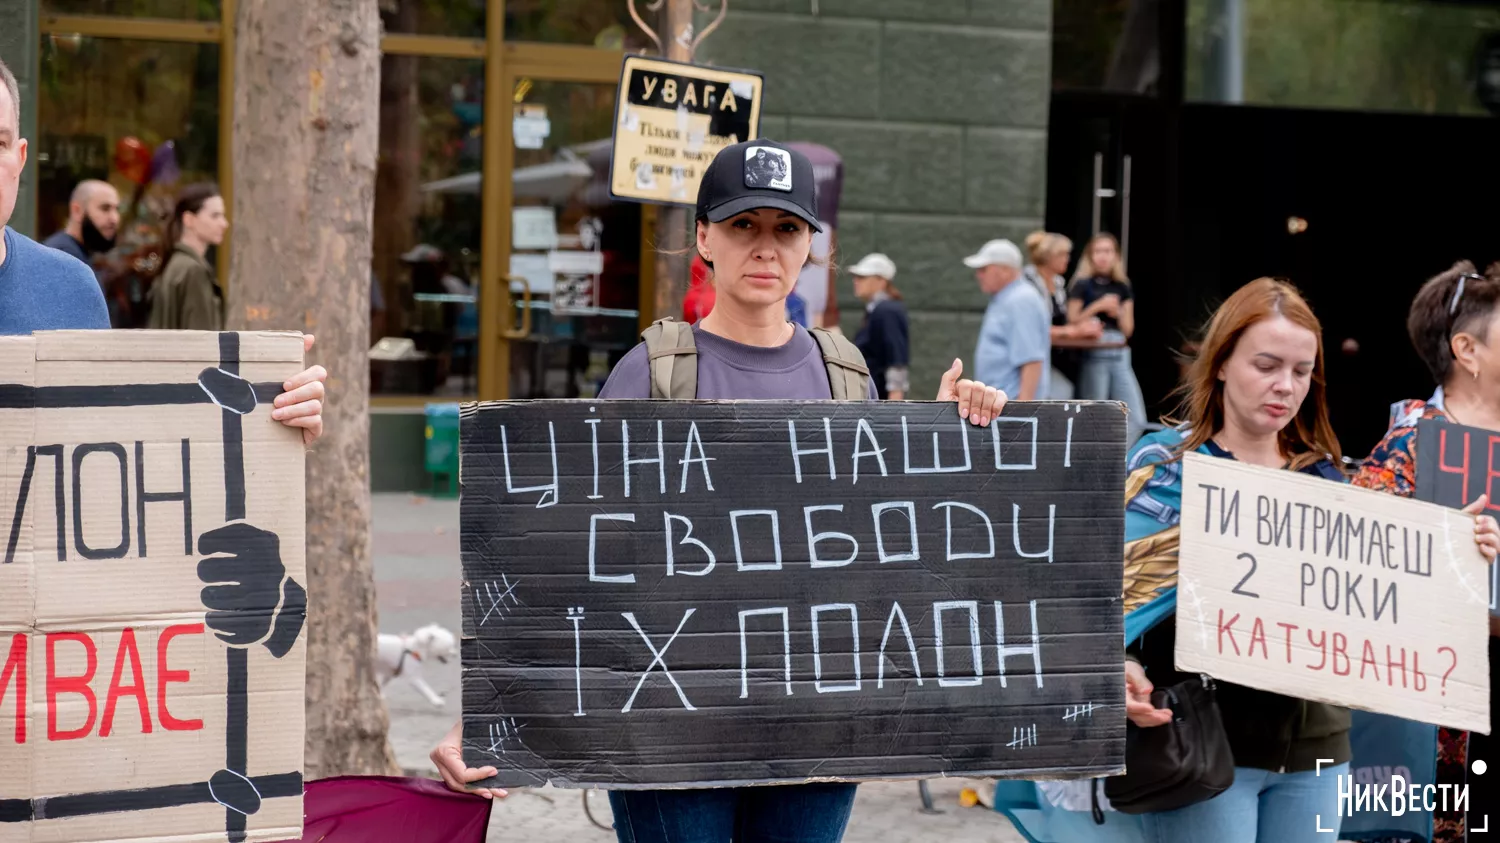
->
<box><xmin>1225</xmin><ymin>0</ymin><xmax>1244</xmax><ymax>103</ymax></box>
<box><xmin>652</xmin><ymin>0</ymin><xmax>697</xmax><ymax>323</ymax></box>
<box><xmin>1091</xmin><ymin>153</ymin><xmax>1104</xmax><ymax>237</ymax></box>
<box><xmin>1120</xmin><ymin>154</ymin><xmax>1132</xmax><ymax>266</ymax></box>
<box><xmin>1206</xmin><ymin>0</ymin><xmax>1244</xmax><ymax>103</ymax></box>
<box><xmin>917</xmin><ymin>780</ymin><xmax>943</xmax><ymax>815</ymax></box>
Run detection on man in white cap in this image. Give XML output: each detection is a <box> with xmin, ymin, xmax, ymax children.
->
<box><xmin>965</xmin><ymin>238</ymin><xmax>1050</xmax><ymax>400</ymax></box>
<box><xmin>849</xmin><ymin>252</ymin><xmax>908</xmax><ymax>399</ymax></box>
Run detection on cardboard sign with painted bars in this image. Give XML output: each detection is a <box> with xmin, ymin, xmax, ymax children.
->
<box><xmin>1</xmin><ymin>331</ymin><xmax>307</xmax><ymax>843</ymax></box>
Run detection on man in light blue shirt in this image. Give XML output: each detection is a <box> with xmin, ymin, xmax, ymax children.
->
<box><xmin>967</xmin><ymin>238</ymin><xmax>1051</xmax><ymax>400</ymax></box>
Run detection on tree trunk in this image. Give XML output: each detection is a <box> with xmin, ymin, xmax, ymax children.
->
<box><xmin>229</xmin><ymin>0</ymin><xmax>397</xmax><ymax>777</ymax></box>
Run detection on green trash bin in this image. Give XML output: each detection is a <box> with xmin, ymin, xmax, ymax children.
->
<box><xmin>424</xmin><ymin>403</ymin><xmax>461</xmax><ymax>497</ymax></box>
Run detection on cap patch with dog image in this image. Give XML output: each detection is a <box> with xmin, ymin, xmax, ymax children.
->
<box><xmin>744</xmin><ymin>146</ymin><xmax>793</xmax><ymax>192</ymax></box>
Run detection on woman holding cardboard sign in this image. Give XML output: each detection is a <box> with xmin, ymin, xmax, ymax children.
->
<box><xmin>993</xmin><ymin>279</ymin><xmax>1345</xmax><ymax>843</ymax></box>
<box><xmin>1104</xmin><ymin>278</ymin><xmax>1353</xmax><ymax>843</ymax></box>
<box><xmin>430</xmin><ymin>139</ymin><xmax>1008</xmax><ymax>840</ymax></box>
<box><xmin>1107</xmin><ymin>277</ymin><xmax>1500</xmax><ymax>843</ymax></box>
<box><xmin>1351</xmin><ymin>260</ymin><xmax>1500</xmax><ymax>843</ymax></box>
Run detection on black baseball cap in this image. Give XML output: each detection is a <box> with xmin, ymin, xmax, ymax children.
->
<box><xmin>696</xmin><ymin>139</ymin><xmax>822</xmax><ymax>232</ymax></box>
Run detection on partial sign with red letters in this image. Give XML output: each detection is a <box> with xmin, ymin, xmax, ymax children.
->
<box><xmin>1</xmin><ymin>331</ymin><xmax>307</xmax><ymax>843</ymax></box>
<box><xmin>1414</xmin><ymin>418</ymin><xmax>1500</xmax><ymax>619</ymax></box>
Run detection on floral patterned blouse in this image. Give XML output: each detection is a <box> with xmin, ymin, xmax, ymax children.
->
<box><xmin>1352</xmin><ymin>394</ymin><xmax>1468</xmax><ymax>843</ymax></box>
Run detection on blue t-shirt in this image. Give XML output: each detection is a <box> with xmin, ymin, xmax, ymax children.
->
<box><xmin>0</xmin><ymin>226</ymin><xmax>110</xmax><ymax>335</ymax></box>
<box><xmin>973</xmin><ymin>278</ymin><xmax>1051</xmax><ymax>399</ymax></box>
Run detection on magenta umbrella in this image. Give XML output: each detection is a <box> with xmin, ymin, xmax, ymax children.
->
<box><xmin>271</xmin><ymin>777</ymin><xmax>493</xmax><ymax>843</ymax></box>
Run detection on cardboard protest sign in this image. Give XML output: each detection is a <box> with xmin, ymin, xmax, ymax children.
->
<box><xmin>610</xmin><ymin>56</ymin><xmax>763</xmax><ymax>205</ymax></box>
<box><xmin>0</xmin><ymin>331</ymin><xmax>307</xmax><ymax>843</ymax></box>
<box><xmin>1414</xmin><ymin>418</ymin><xmax>1500</xmax><ymax>619</ymax></box>
<box><xmin>459</xmin><ymin>400</ymin><xmax>1127</xmax><ymax>788</ymax></box>
<box><xmin>1177</xmin><ymin>453</ymin><xmax>1490</xmax><ymax>733</ymax></box>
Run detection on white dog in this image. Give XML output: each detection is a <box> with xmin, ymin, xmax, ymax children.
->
<box><xmin>375</xmin><ymin>623</ymin><xmax>458</xmax><ymax>708</ymax></box>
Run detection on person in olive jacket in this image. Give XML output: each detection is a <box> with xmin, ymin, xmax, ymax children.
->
<box><xmin>148</xmin><ymin>182</ymin><xmax>228</xmax><ymax>330</ymax></box>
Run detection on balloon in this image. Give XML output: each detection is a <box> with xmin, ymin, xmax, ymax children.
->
<box><xmin>149</xmin><ymin>141</ymin><xmax>181</xmax><ymax>186</ymax></box>
<box><xmin>113</xmin><ymin>137</ymin><xmax>152</xmax><ymax>186</ymax></box>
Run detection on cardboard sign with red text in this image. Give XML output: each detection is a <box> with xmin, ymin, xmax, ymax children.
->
<box><xmin>1414</xmin><ymin>418</ymin><xmax>1500</xmax><ymax>619</ymax></box>
<box><xmin>0</xmin><ymin>331</ymin><xmax>307</xmax><ymax>843</ymax></box>
<box><xmin>1176</xmin><ymin>453</ymin><xmax>1490</xmax><ymax>734</ymax></box>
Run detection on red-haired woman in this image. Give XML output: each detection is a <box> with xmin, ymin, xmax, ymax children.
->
<box><xmin>1000</xmin><ymin>279</ymin><xmax>1361</xmax><ymax>843</ymax></box>
<box><xmin>1118</xmin><ymin>278</ymin><xmax>1350</xmax><ymax>841</ymax></box>
<box><xmin>1115</xmin><ymin>277</ymin><xmax>1500</xmax><ymax>842</ymax></box>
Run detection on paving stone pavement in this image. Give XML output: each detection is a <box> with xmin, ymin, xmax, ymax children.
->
<box><xmin>373</xmin><ymin>493</ymin><xmax>1024</xmax><ymax>842</ymax></box>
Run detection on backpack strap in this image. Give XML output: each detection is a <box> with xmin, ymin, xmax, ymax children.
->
<box><xmin>641</xmin><ymin>317</ymin><xmax>698</xmax><ymax>399</ymax></box>
<box><xmin>810</xmin><ymin>327</ymin><xmax>871</xmax><ymax>401</ymax></box>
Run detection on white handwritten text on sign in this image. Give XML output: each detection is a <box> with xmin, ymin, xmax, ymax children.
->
<box><xmin>459</xmin><ymin>400</ymin><xmax>1128</xmax><ymax>789</ymax></box>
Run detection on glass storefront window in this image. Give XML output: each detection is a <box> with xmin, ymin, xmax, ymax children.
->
<box><xmin>508</xmin><ymin>79</ymin><xmax>642</xmax><ymax>400</ymax></box>
<box><xmin>504</xmin><ymin>0</ymin><xmax>650</xmax><ymax>50</ymax></box>
<box><xmin>1053</xmin><ymin>0</ymin><xmax>1163</xmax><ymax>95</ymax></box>
<box><xmin>37</xmin><ymin>35</ymin><xmax>220</xmax><ymax>328</ymax></box>
<box><xmin>370</xmin><ymin>56</ymin><xmax>484</xmax><ymax>397</ymax></box>
<box><xmin>379</xmin><ymin>0</ymin><xmax>485</xmax><ymax>40</ymax></box>
<box><xmin>42</xmin><ymin>0</ymin><xmax>220</xmax><ymax>19</ymax></box>
<box><xmin>1186</xmin><ymin>0</ymin><xmax>1500</xmax><ymax>116</ymax></box>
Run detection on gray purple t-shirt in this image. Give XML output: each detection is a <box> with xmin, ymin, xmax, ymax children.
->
<box><xmin>599</xmin><ymin>324</ymin><xmax>880</xmax><ymax>400</ymax></box>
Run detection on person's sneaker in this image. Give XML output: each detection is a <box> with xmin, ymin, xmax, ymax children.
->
<box><xmin>975</xmin><ymin>782</ymin><xmax>995</xmax><ymax>809</ymax></box>
<box><xmin>954</xmin><ymin>779</ymin><xmax>995</xmax><ymax>809</ymax></box>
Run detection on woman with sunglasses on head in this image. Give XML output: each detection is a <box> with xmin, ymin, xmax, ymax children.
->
<box><xmin>1351</xmin><ymin>261</ymin><xmax>1500</xmax><ymax>843</ymax></box>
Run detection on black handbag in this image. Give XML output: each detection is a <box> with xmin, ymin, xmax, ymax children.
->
<box><xmin>1104</xmin><ymin>674</ymin><xmax>1235</xmax><ymax>814</ymax></box>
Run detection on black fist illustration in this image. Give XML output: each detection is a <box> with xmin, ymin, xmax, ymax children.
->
<box><xmin>208</xmin><ymin>768</ymin><xmax>263</xmax><ymax>816</ymax></box>
<box><xmin>198</xmin><ymin>523</ymin><xmax>306</xmax><ymax>658</ymax></box>
<box><xmin>198</xmin><ymin>366</ymin><xmax>259</xmax><ymax>415</ymax></box>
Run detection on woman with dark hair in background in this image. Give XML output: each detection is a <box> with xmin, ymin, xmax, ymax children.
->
<box><xmin>1351</xmin><ymin>260</ymin><xmax>1500</xmax><ymax>843</ymax></box>
<box><xmin>147</xmin><ymin>182</ymin><xmax>228</xmax><ymax>330</ymax></box>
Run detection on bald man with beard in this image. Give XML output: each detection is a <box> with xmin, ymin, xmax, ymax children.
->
<box><xmin>42</xmin><ymin>178</ymin><xmax>121</xmax><ymax>266</ymax></box>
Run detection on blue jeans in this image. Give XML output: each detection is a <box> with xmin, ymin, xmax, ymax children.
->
<box><xmin>1141</xmin><ymin>764</ymin><xmax>1347</xmax><ymax>843</ymax></box>
<box><xmin>1079</xmin><ymin>332</ymin><xmax>1146</xmax><ymax>443</ymax></box>
<box><xmin>608</xmin><ymin>784</ymin><xmax>858</xmax><ymax>843</ymax></box>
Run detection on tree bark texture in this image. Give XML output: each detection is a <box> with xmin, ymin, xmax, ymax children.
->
<box><xmin>229</xmin><ymin>0</ymin><xmax>397</xmax><ymax>778</ymax></box>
